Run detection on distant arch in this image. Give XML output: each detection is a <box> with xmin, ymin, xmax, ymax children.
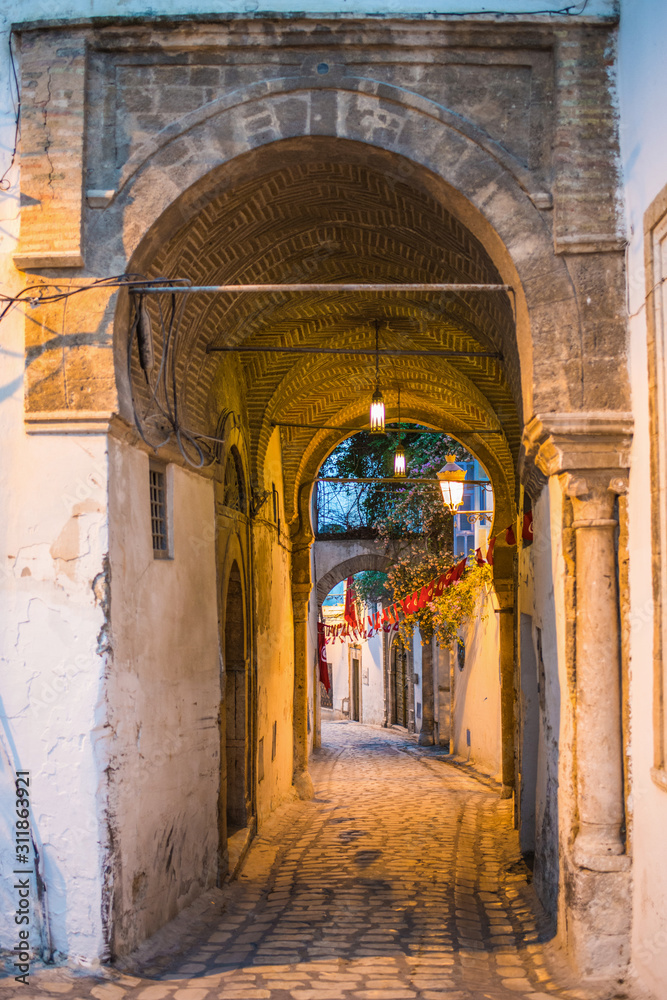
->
<box><xmin>315</xmin><ymin>551</ymin><xmax>393</xmax><ymax>606</ymax></box>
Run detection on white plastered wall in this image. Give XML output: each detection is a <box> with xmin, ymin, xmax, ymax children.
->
<box><xmin>0</xmin><ymin>425</ymin><xmax>110</xmax><ymax>964</ymax></box>
<box><xmin>618</xmin><ymin>2</ymin><xmax>667</xmax><ymax>992</ymax></box>
<box><xmin>105</xmin><ymin>437</ymin><xmax>220</xmax><ymax>957</ymax></box>
<box><xmin>450</xmin><ymin>587</ymin><xmax>501</xmax><ymax>777</ymax></box>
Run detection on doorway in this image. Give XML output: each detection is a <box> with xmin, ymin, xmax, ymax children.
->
<box><xmin>391</xmin><ymin>639</ymin><xmax>409</xmax><ymax>728</ymax></box>
<box><xmin>225</xmin><ymin>562</ymin><xmax>247</xmax><ymax>835</ymax></box>
<box><xmin>350</xmin><ymin>648</ymin><xmax>361</xmax><ymax>722</ymax></box>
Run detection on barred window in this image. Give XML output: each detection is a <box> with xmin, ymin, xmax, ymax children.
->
<box><xmin>149</xmin><ymin>462</ymin><xmax>169</xmax><ymax>558</ymax></box>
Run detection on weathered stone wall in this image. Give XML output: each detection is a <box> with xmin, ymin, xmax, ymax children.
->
<box><xmin>106</xmin><ymin>438</ymin><xmax>220</xmax><ymax>957</ymax></box>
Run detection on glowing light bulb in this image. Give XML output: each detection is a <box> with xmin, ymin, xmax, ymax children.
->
<box><xmin>394</xmin><ymin>444</ymin><xmax>406</xmax><ymax>478</ymax></box>
<box><xmin>370</xmin><ymin>388</ymin><xmax>385</xmax><ymax>434</ymax></box>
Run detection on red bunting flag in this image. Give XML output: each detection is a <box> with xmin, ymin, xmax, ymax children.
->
<box><xmin>317</xmin><ymin>622</ymin><xmax>331</xmax><ymax>692</ymax></box>
<box><xmin>523</xmin><ymin>510</ymin><xmax>534</xmax><ymax>542</ymax></box>
<box><xmin>475</xmin><ymin>547</ymin><xmax>485</xmax><ymax>566</ymax></box>
<box><xmin>505</xmin><ymin>525</ymin><xmax>516</xmax><ymax>546</ymax></box>
<box><xmin>454</xmin><ymin>557</ymin><xmax>467</xmax><ymax>581</ymax></box>
<box><xmin>487</xmin><ymin>536</ymin><xmax>496</xmax><ymax>566</ymax></box>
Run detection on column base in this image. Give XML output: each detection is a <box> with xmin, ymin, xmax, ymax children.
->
<box><xmin>563</xmin><ymin>854</ymin><xmax>632</xmax><ymax>980</ymax></box>
<box><xmin>573</xmin><ymin>825</ymin><xmax>627</xmax><ymax>870</ymax></box>
<box><xmin>418</xmin><ymin>729</ymin><xmax>435</xmax><ymax>746</ymax></box>
<box><xmin>293</xmin><ymin>770</ymin><xmax>314</xmax><ymax>800</ymax></box>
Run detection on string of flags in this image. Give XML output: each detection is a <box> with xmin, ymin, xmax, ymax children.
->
<box><xmin>318</xmin><ymin>510</ymin><xmax>533</xmax><ymax>648</ymax></box>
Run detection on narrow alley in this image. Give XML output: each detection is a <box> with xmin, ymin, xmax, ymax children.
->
<box><xmin>19</xmin><ymin>725</ymin><xmax>625</xmax><ymax>1000</ymax></box>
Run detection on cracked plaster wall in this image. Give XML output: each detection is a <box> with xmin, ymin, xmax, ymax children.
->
<box><xmin>105</xmin><ymin>438</ymin><xmax>220</xmax><ymax>958</ymax></box>
<box><xmin>0</xmin><ymin>420</ymin><xmax>111</xmax><ymax>962</ymax></box>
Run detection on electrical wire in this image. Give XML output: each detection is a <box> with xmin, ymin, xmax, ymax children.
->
<box><xmin>0</xmin><ymin>32</ymin><xmax>20</xmax><ymax>192</ymax></box>
<box><xmin>126</xmin><ymin>285</ymin><xmax>237</xmax><ymax>468</ymax></box>
<box><xmin>0</xmin><ymin>273</ymin><xmax>189</xmax><ymax>324</ymax></box>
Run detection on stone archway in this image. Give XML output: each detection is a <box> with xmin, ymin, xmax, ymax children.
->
<box><xmin>12</xmin><ymin>17</ymin><xmax>633</xmax><ymax>972</ymax></box>
<box><xmin>315</xmin><ymin>548</ymin><xmax>394</xmax><ymax>608</ymax></box>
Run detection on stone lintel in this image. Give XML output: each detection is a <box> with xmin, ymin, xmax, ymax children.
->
<box><xmin>13</xmin><ymin>250</ymin><xmax>85</xmax><ymax>271</ymax></box>
<box><xmin>520</xmin><ymin>412</ymin><xmax>633</xmax><ymax>485</ymax></box>
<box><xmin>25</xmin><ymin>409</ymin><xmax>113</xmax><ymax>434</ymax></box>
<box><xmin>554</xmin><ymin>235</ymin><xmax>627</xmax><ymax>255</ymax></box>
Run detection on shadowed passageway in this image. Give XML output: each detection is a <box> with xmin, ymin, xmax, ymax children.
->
<box><xmin>22</xmin><ymin>724</ymin><xmax>617</xmax><ymax>1000</ymax></box>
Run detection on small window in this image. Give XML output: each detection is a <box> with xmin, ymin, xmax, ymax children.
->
<box><xmin>149</xmin><ymin>462</ymin><xmax>169</xmax><ymax>558</ymax></box>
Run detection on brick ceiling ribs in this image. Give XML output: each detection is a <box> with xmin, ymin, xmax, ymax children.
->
<box><xmin>142</xmin><ymin>152</ymin><xmax>520</xmax><ymax>519</ymax></box>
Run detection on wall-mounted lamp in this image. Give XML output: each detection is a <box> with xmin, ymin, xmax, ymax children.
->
<box><xmin>437</xmin><ymin>455</ymin><xmax>466</xmax><ymax>514</ymax></box>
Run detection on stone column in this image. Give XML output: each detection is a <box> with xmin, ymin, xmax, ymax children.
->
<box><xmin>418</xmin><ymin>627</ymin><xmax>435</xmax><ymax>746</ymax></box>
<box><xmin>564</xmin><ymin>471</ymin><xmax>628</xmax><ymax>865</ymax></box>
<box><xmin>292</xmin><ymin>582</ymin><xmax>314</xmax><ymax>799</ymax></box>
<box><xmin>521</xmin><ymin>413</ymin><xmax>633</xmax><ymax>976</ymax></box>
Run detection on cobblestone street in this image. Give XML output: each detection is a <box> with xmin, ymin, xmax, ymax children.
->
<box><xmin>8</xmin><ymin>724</ymin><xmax>630</xmax><ymax>1000</ymax></box>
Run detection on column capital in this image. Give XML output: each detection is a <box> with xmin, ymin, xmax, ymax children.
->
<box><xmin>520</xmin><ymin>412</ymin><xmax>633</xmax><ymax>492</ymax></box>
<box><xmin>559</xmin><ymin>469</ymin><xmax>629</xmax><ymax>524</ymax></box>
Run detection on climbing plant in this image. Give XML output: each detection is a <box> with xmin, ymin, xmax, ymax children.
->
<box><xmin>320</xmin><ymin>426</ymin><xmax>492</xmax><ymax>645</ymax></box>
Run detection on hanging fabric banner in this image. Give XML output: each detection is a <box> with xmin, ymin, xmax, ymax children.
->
<box><xmin>324</xmin><ymin>515</ymin><xmax>533</xmax><ymax>645</ymax></box>
<box><xmin>523</xmin><ymin>510</ymin><xmax>534</xmax><ymax>542</ymax></box>
<box><xmin>344</xmin><ymin>576</ymin><xmax>358</xmax><ymax>628</ymax></box>
<box><xmin>317</xmin><ymin>621</ymin><xmax>331</xmax><ymax>692</ymax></box>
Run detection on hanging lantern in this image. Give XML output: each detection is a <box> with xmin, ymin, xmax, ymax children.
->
<box><xmin>369</xmin><ymin>319</ymin><xmax>385</xmax><ymax>435</ymax></box>
<box><xmin>437</xmin><ymin>455</ymin><xmax>466</xmax><ymax>513</ymax></box>
<box><xmin>370</xmin><ymin>387</ymin><xmax>385</xmax><ymax>434</ymax></box>
<box><xmin>393</xmin><ymin>386</ymin><xmax>406</xmax><ymax>476</ymax></box>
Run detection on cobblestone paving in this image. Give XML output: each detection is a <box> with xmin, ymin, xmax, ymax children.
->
<box><xmin>6</xmin><ymin>723</ymin><xmax>632</xmax><ymax>1000</ymax></box>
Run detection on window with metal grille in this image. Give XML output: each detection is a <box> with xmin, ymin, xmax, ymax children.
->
<box><xmin>149</xmin><ymin>463</ymin><xmax>169</xmax><ymax>557</ymax></box>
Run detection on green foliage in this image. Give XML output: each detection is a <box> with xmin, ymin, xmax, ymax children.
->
<box><xmin>354</xmin><ymin>570</ymin><xmax>388</xmax><ymax>605</ymax></box>
<box><xmin>319</xmin><ymin>428</ymin><xmax>471</xmax><ymax>532</ymax></box>
<box><xmin>320</xmin><ymin>428</ymin><xmax>491</xmax><ymax>646</ymax></box>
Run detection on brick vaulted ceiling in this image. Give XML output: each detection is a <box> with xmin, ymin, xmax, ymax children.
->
<box><xmin>142</xmin><ymin>148</ymin><xmax>520</xmax><ymax>519</ymax></box>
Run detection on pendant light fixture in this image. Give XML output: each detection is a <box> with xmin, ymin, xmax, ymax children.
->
<box><xmin>369</xmin><ymin>320</ymin><xmax>385</xmax><ymax>434</ymax></box>
<box><xmin>394</xmin><ymin>386</ymin><xmax>406</xmax><ymax>477</ymax></box>
<box><xmin>437</xmin><ymin>455</ymin><xmax>467</xmax><ymax>514</ymax></box>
